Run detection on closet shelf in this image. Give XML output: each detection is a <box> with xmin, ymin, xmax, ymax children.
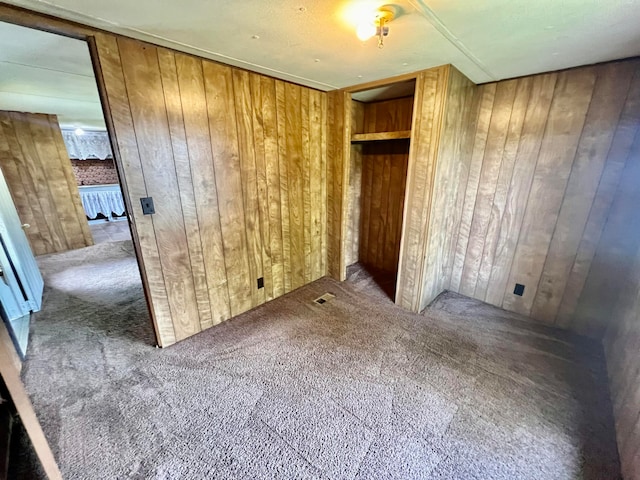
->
<box><xmin>351</xmin><ymin>130</ymin><xmax>411</xmax><ymax>142</ymax></box>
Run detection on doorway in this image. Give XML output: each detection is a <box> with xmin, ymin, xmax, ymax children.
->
<box><xmin>0</xmin><ymin>21</ymin><xmax>154</xmax><ymax>355</ymax></box>
<box><xmin>345</xmin><ymin>81</ymin><xmax>415</xmax><ymax>301</ymax></box>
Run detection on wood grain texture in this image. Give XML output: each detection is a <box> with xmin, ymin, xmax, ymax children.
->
<box><xmin>233</xmin><ymin>69</ymin><xmax>265</xmax><ymax>307</ymax></box>
<box><xmin>396</xmin><ymin>67</ymin><xmax>449</xmax><ymax>311</ymax></box>
<box><xmin>174</xmin><ymin>52</ymin><xmax>231</xmax><ymax>326</ymax></box>
<box><xmin>0</xmin><ymin>111</ymin><xmax>93</xmax><ymax>256</ymax></box>
<box><xmin>459</xmin><ymin>79</ymin><xmax>518</xmax><ymax>298</ymax></box>
<box><xmin>259</xmin><ymin>75</ymin><xmax>285</xmax><ymax>298</ymax></box>
<box><xmin>557</xmin><ymin>65</ymin><xmax>640</xmax><ymax>330</ymax></box>
<box><xmin>357</xmin><ymin>97</ymin><xmax>413</xmax><ymax>278</ymax></box>
<box><xmin>326</xmin><ymin>90</ymin><xmax>351</xmax><ymax>280</ymax></box>
<box><xmin>351</xmin><ymin>131</ymin><xmax>411</xmax><ymax>142</ymax></box>
<box><xmin>157</xmin><ymin>49</ymin><xmax>214</xmax><ymax>330</ymax></box>
<box><xmin>531</xmin><ymin>62</ymin><xmax>637</xmax><ymax>323</ymax></box>
<box><xmin>93</xmin><ymin>33</ymin><xmax>175</xmax><ymax>346</ymax></box>
<box><xmin>449</xmin><ymin>59</ymin><xmax>640</xmax><ymax>335</ymax></box>
<box><xmin>0</xmin><ymin>321</ymin><xmax>63</xmax><ymax>480</ymax></box>
<box><xmin>503</xmin><ymin>68</ymin><xmax>596</xmax><ymax>316</ymax></box>
<box><xmin>450</xmin><ymin>83</ymin><xmax>497</xmax><ymax>293</ymax></box>
<box><xmin>599</xmin><ymin>128</ymin><xmax>640</xmax><ymax>480</ymax></box>
<box><xmin>117</xmin><ymin>38</ymin><xmax>202</xmax><ymax>341</ymax></box>
<box><xmin>94</xmin><ymin>34</ymin><xmax>327</xmax><ymax>346</ymax></box>
<box><xmin>420</xmin><ymin>67</ymin><xmax>477</xmax><ymax>309</ymax></box>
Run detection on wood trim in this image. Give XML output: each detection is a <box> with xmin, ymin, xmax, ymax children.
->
<box><xmin>343</xmin><ymin>71</ymin><xmax>420</xmax><ymax>93</ymax></box>
<box><xmin>351</xmin><ymin>131</ymin><xmax>411</xmax><ymax>142</ymax></box>
<box><xmin>0</xmin><ymin>2</ymin><xmax>95</xmax><ymax>39</ymax></box>
<box><xmin>326</xmin><ymin>90</ymin><xmax>351</xmax><ymax>280</ymax></box>
<box><xmin>0</xmin><ymin>321</ymin><xmax>62</xmax><ymax>480</ymax></box>
<box><xmin>395</xmin><ymin>66</ymin><xmax>450</xmax><ymax>311</ymax></box>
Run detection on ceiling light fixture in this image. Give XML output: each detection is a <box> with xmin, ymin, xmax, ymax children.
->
<box><xmin>356</xmin><ymin>5</ymin><xmax>396</xmax><ymax>49</ymax></box>
<box><xmin>74</xmin><ymin>128</ymin><xmax>85</xmax><ymax>136</ymax></box>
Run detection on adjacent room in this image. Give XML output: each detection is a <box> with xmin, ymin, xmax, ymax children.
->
<box><xmin>0</xmin><ymin>1</ymin><xmax>639</xmax><ymax>479</ymax></box>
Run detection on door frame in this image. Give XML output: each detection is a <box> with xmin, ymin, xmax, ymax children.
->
<box><xmin>0</xmin><ymin>4</ymin><xmax>161</xmax><ymax>346</ymax></box>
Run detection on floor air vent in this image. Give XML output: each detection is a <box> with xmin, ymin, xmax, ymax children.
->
<box><xmin>314</xmin><ymin>293</ymin><xmax>336</xmax><ymax>305</ymax></box>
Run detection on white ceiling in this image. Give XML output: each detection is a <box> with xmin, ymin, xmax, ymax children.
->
<box><xmin>0</xmin><ymin>0</ymin><xmax>639</xmax><ymax>125</ymax></box>
<box><xmin>0</xmin><ymin>21</ymin><xmax>104</xmax><ymax>129</ymax></box>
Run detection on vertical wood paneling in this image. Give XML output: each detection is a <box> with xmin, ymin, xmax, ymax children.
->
<box><xmin>93</xmin><ymin>33</ymin><xmax>175</xmax><ymax>346</ymax></box>
<box><xmin>502</xmin><ymin>69</ymin><xmax>596</xmax><ymax>316</ymax></box>
<box><xmin>117</xmin><ymin>38</ymin><xmax>201</xmax><ymax>341</ymax></box>
<box><xmin>202</xmin><ymin>61</ymin><xmax>253</xmax><ymax>316</ymax></box>
<box><xmin>345</xmin><ymin>101</ymin><xmax>364</xmax><ymax>267</ymax></box>
<box><xmin>556</xmin><ymin>66</ymin><xmax>640</xmax><ymax>329</ymax></box>
<box><xmin>450</xmin><ymin>59</ymin><xmax>640</xmax><ymax>335</ymax></box>
<box><xmin>356</xmin><ymin>97</ymin><xmax>413</xmax><ymax>278</ymax></box>
<box><xmin>0</xmin><ymin>118</ymin><xmax>44</xmax><ymax>254</ymax></box>
<box><xmin>260</xmin><ymin>76</ymin><xmax>285</xmax><ymax>298</ymax></box>
<box><xmin>531</xmin><ymin>62</ymin><xmax>636</xmax><ymax>323</ymax></box>
<box><xmin>285</xmin><ymin>83</ymin><xmax>305</xmax><ymax>290</ymax></box>
<box><xmin>94</xmin><ymin>34</ymin><xmax>327</xmax><ymax>346</ymax></box>
<box><xmin>276</xmin><ymin>81</ymin><xmax>293</xmax><ymax>291</ymax></box>
<box><xmin>421</xmin><ymin>67</ymin><xmax>477</xmax><ymax>308</ymax></box>
<box><xmin>326</xmin><ymin>90</ymin><xmax>350</xmax><ymax>280</ymax></box>
<box><xmin>157</xmin><ymin>50</ymin><xmax>214</xmax><ymax>330</ymax></box>
<box><xmin>459</xmin><ymin>80</ymin><xmax>518</xmax><ymax>297</ymax></box>
<box><xmin>233</xmin><ymin>69</ymin><xmax>265</xmax><ymax>307</ymax></box>
<box><xmin>249</xmin><ymin>73</ymin><xmax>274</xmax><ymax>301</ymax></box>
<box><xmin>597</xmin><ymin>125</ymin><xmax>640</xmax><ymax>479</ymax></box>
<box><xmin>483</xmin><ymin>73</ymin><xmax>558</xmax><ymax>306</ymax></box>
<box><xmin>450</xmin><ymin>83</ymin><xmax>497</xmax><ymax>292</ymax></box>
<box><xmin>309</xmin><ymin>89</ymin><xmax>325</xmax><ymax>281</ymax></box>
<box><xmin>174</xmin><ymin>53</ymin><xmax>231</xmax><ymax>325</ymax></box>
<box><xmin>396</xmin><ymin>67</ymin><xmax>448</xmax><ymax>310</ymax></box>
<box><xmin>301</xmin><ymin>88</ymin><xmax>312</xmax><ymax>285</ymax></box>
<box><xmin>359</xmin><ymin>141</ymin><xmax>409</xmax><ymax>275</ymax></box>
<box><xmin>473</xmin><ymin>78</ymin><xmax>531</xmax><ymax>300</ymax></box>
<box><xmin>0</xmin><ymin>111</ymin><xmax>92</xmax><ymax>256</ymax></box>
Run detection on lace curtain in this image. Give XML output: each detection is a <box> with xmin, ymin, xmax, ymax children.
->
<box><xmin>62</xmin><ymin>130</ymin><xmax>113</xmax><ymax>160</ymax></box>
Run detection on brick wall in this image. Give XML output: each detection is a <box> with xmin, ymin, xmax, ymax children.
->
<box><xmin>71</xmin><ymin>159</ymin><xmax>118</xmax><ymax>185</ymax></box>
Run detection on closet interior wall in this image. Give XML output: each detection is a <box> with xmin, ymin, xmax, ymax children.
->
<box><xmin>346</xmin><ymin>97</ymin><xmax>413</xmax><ymax>290</ymax></box>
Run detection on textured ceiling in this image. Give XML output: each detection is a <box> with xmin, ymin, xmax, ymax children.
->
<box><xmin>0</xmin><ymin>0</ymin><xmax>639</xmax><ymax>126</ymax></box>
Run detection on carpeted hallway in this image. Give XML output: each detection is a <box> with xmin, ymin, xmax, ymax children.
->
<box><xmin>17</xmin><ymin>241</ymin><xmax>619</xmax><ymax>479</ymax></box>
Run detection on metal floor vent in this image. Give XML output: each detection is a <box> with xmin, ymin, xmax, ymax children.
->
<box><xmin>314</xmin><ymin>292</ymin><xmax>336</xmax><ymax>305</ymax></box>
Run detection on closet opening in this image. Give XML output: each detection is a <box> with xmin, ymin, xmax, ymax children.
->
<box><xmin>345</xmin><ymin>80</ymin><xmax>415</xmax><ymax>301</ymax></box>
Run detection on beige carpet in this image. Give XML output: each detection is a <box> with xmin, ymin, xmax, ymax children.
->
<box><xmin>16</xmin><ymin>241</ymin><xmax>619</xmax><ymax>479</ymax></box>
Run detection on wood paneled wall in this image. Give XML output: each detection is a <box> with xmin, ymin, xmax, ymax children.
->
<box><xmin>449</xmin><ymin>59</ymin><xmax>640</xmax><ymax>335</ymax></box>
<box><xmin>359</xmin><ymin>141</ymin><xmax>409</xmax><ymax>273</ymax></box>
<box><xmin>395</xmin><ymin>66</ymin><xmax>477</xmax><ymax>311</ymax></box>
<box><xmin>600</xmin><ymin>148</ymin><xmax>640</xmax><ymax>480</ymax></box>
<box><xmin>356</xmin><ymin>97</ymin><xmax>412</xmax><ymax>274</ymax></box>
<box><xmin>0</xmin><ymin>111</ymin><xmax>92</xmax><ymax>255</ymax></box>
<box><xmin>327</xmin><ymin>91</ymin><xmax>351</xmax><ymax>280</ymax></box>
<box><xmin>419</xmin><ymin>68</ymin><xmax>477</xmax><ymax>310</ymax></box>
<box><xmin>344</xmin><ymin>101</ymin><xmax>364</xmax><ymax>267</ymax></box>
<box><xmin>94</xmin><ymin>35</ymin><xmax>327</xmax><ymax>346</ymax></box>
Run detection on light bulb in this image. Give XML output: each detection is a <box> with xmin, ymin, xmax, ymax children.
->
<box><xmin>356</xmin><ymin>22</ymin><xmax>377</xmax><ymax>41</ymax></box>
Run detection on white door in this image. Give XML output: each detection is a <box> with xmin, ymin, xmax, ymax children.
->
<box><xmin>0</xmin><ymin>169</ymin><xmax>43</xmax><ymax>321</ymax></box>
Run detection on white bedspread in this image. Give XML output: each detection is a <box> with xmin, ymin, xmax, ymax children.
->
<box><xmin>79</xmin><ymin>185</ymin><xmax>125</xmax><ymax>219</ymax></box>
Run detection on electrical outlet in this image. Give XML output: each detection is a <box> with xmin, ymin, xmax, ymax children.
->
<box><xmin>140</xmin><ymin>197</ymin><xmax>155</xmax><ymax>215</ymax></box>
<box><xmin>514</xmin><ymin>283</ymin><xmax>525</xmax><ymax>296</ymax></box>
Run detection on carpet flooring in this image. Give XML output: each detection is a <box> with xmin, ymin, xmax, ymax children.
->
<box><xmin>17</xmin><ymin>241</ymin><xmax>619</xmax><ymax>479</ymax></box>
